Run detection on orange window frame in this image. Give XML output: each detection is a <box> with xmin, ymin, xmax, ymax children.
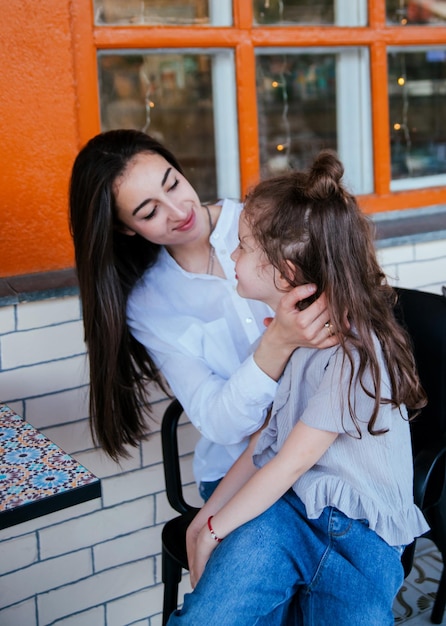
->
<box><xmin>71</xmin><ymin>0</ymin><xmax>446</xmax><ymax>214</ymax></box>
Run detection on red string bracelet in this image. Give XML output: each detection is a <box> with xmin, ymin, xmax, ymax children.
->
<box><xmin>207</xmin><ymin>516</ymin><xmax>223</xmax><ymax>543</ymax></box>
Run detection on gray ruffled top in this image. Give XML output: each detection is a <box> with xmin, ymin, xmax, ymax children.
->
<box><xmin>253</xmin><ymin>339</ymin><xmax>429</xmax><ymax>547</ymax></box>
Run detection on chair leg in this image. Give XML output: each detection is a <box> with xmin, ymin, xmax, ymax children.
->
<box><xmin>162</xmin><ymin>547</ymin><xmax>183</xmax><ymax>626</ymax></box>
<box><xmin>431</xmin><ymin>565</ymin><xmax>446</xmax><ymax>624</ymax></box>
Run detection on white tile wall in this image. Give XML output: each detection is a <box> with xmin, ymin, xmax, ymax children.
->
<box><xmin>17</xmin><ymin>297</ymin><xmax>81</xmax><ymax>331</ymax></box>
<box><xmin>376</xmin><ymin>237</ymin><xmax>446</xmax><ymax>294</ymax></box>
<box><xmin>0</xmin><ymin>598</ymin><xmax>37</xmax><ymax>626</ymax></box>
<box><xmin>26</xmin><ymin>387</ymin><xmax>90</xmax><ymax>428</ymax></box>
<box><xmin>1</xmin><ymin>320</ymin><xmax>85</xmax><ymax>368</ymax></box>
<box><xmin>0</xmin><ymin>237</ymin><xmax>445</xmax><ymax>626</ymax></box>
<box><xmin>0</xmin><ymin>533</ymin><xmax>38</xmax><ymax>575</ymax></box>
<box><xmin>93</xmin><ymin>526</ymin><xmax>162</xmax><ymax>572</ymax></box>
<box><xmin>0</xmin><ymin>306</ymin><xmax>15</xmax><ymax>335</ymax></box>
<box><xmin>0</xmin><ymin>355</ymin><xmax>89</xmax><ymax>402</ymax></box>
<box><xmin>38</xmin><ymin>560</ymin><xmax>154</xmax><ymax>625</ymax></box>
<box><xmin>398</xmin><ymin>256</ymin><xmax>446</xmax><ymax>290</ymax></box>
<box><xmin>43</xmin><ymin>418</ymin><xmax>94</xmax><ymax>455</ymax></box>
<box><xmin>51</xmin><ymin>606</ymin><xmax>106</xmax><ymax>626</ymax></box>
<box><xmin>3</xmin><ymin>549</ymin><xmax>93</xmax><ymax>607</ymax></box>
<box><xmin>38</xmin><ymin>498</ymin><xmax>156</xmax><ymax>559</ymax></box>
<box><xmin>100</xmin><ymin>465</ymin><xmax>163</xmax><ymax>507</ymax></box>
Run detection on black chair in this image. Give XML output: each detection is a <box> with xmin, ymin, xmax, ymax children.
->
<box><xmin>396</xmin><ymin>287</ymin><xmax>446</xmax><ymax>624</ymax></box>
<box><xmin>160</xmin><ymin>398</ymin><xmax>199</xmax><ymax>626</ymax></box>
<box><xmin>160</xmin><ymin>287</ymin><xmax>446</xmax><ymax>624</ymax></box>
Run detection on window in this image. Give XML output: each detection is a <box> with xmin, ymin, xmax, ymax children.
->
<box><xmin>255</xmin><ymin>48</ymin><xmax>373</xmax><ymax>194</ymax></box>
<box><xmin>252</xmin><ymin>0</ymin><xmax>368</xmax><ymax>26</ymax></box>
<box><xmin>388</xmin><ymin>47</ymin><xmax>446</xmax><ymax>190</ymax></box>
<box><xmin>93</xmin><ymin>0</ymin><xmax>232</xmax><ymax>26</ymax></box>
<box><xmin>386</xmin><ymin>0</ymin><xmax>446</xmax><ymax>26</ymax></box>
<box><xmin>98</xmin><ymin>50</ymin><xmax>239</xmax><ymax>200</ymax></box>
<box><xmin>71</xmin><ymin>0</ymin><xmax>446</xmax><ymax>213</ymax></box>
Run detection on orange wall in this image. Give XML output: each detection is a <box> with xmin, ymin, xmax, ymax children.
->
<box><xmin>2</xmin><ymin>2</ymin><xmax>446</xmax><ymax>278</ymax></box>
<box><xmin>0</xmin><ymin>0</ymin><xmax>79</xmax><ymax>277</ymax></box>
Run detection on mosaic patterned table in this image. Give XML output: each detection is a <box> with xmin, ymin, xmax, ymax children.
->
<box><xmin>0</xmin><ymin>404</ymin><xmax>101</xmax><ymax>529</ymax></box>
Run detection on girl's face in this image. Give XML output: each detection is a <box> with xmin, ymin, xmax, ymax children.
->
<box><xmin>231</xmin><ymin>212</ymin><xmax>285</xmax><ymax>311</ymax></box>
<box><xmin>114</xmin><ymin>152</ymin><xmax>207</xmax><ymax>248</ymax></box>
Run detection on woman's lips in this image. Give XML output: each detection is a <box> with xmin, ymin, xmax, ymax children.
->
<box><xmin>175</xmin><ymin>210</ymin><xmax>196</xmax><ymax>232</ymax></box>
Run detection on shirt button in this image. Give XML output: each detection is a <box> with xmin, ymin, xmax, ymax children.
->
<box><xmin>214</xmin><ymin>233</ymin><xmax>220</xmax><ymax>240</ymax></box>
<box><xmin>221</xmin><ymin>249</ymin><xmax>227</xmax><ymax>255</ymax></box>
<box><xmin>245</xmin><ymin>317</ymin><xmax>253</xmax><ymax>324</ymax></box>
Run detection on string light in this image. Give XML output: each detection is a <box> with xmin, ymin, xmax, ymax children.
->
<box><xmin>278</xmin><ymin>57</ymin><xmax>291</xmax><ymax>167</ymax></box>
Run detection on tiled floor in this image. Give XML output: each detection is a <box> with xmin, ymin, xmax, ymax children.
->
<box><xmin>393</xmin><ymin>538</ymin><xmax>444</xmax><ymax>624</ymax></box>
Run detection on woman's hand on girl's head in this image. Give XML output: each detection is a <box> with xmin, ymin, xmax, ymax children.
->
<box><xmin>266</xmin><ymin>284</ymin><xmax>339</xmax><ymax>350</ymax></box>
<box><xmin>254</xmin><ymin>284</ymin><xmax>338</xmax><ymax>381</ymax></box>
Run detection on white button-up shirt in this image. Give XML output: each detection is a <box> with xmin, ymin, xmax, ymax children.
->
<box><xmin>127</xmin><ymin>199</ymin><xmax>278</xmax><ymax>484</ymax></box>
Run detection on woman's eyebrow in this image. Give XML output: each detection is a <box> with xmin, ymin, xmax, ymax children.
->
<box><xmin>132</xmin><ymin>167</ymin><xmax>172</xmax><ymax>216</ymax></box>
<box><xmin>133</xmin><ymin>198</ymin><xmax>151</xmax><ymax>216</ymax></box>
<box><xmin>161</xmin><ymin>167</ymin><xmax>172</xmax><ymax>187</ymax></box>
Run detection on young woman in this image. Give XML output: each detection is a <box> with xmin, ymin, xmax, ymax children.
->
<box><xmin>169</xmin><ymin>150</ymin><xmax>429</xmax><ymax>625</ymax></box>
<box><xmin>69</xmin><ymin>129</ymin><xmax>335</xmax><ymax>498</ymax></box>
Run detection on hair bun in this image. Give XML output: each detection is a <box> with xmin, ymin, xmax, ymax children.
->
<box><xmin>305</xmin><ymin>149</ymin><xmax>344</xmax><ymax>199</ymax></box>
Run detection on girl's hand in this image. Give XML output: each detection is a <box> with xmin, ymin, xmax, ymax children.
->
<box><xmin>190</xmin><ymin>523</ymin><xmax>220</xmax><ymax>588</ymax></box>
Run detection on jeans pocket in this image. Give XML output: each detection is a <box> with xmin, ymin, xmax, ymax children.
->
<box><xmin>328</xmin><ymin>508</ymin><xmax>354</xmax><ymax>537</ymax></box>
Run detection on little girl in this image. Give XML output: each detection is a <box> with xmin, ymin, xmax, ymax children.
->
<box><xmin>167</xmin><ymin>151</ymin><xmax>429</xmax><ymax>625</ymax></box>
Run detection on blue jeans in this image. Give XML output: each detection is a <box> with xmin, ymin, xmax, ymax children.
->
<box><xmin>167</xmin><ymin>489</ymin><xmax>404</xmax><ymax>626</ymax></box>
<box><xmin>199</xmin><ymin>478</ymin><xmax>222</xmax><ymax>502</ymax></box>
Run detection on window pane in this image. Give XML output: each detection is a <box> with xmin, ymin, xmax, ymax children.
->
<box><xmin>386</xmin><ymin>0</ymin><xmax>446</xmax><ymax>25</ymax></box>
<box><xmin>388</xmin><ymin>49</ymin><xmax>446</xmax><ymax>186</ymax></box>
<box><xmin>93</xmin><ymin>0</ymin><xmax>232</xmax><ymax>26</ymax></box>
<box><xmin>255</xmin><ymin>49</ymin><xmax>373</xmax><ymax>194</ymax></box>
<box><xmin>98</xmin><ymin>52</ymin><xmax>218</xmax><ymax>200</ymax></box>
<box><xmin>253</xmin><ymin>0</ymin><xmax>368</xmax><ymax>26</ymax></box>
<box><xmin>256</xmin><ymin>53</ymin><xmax>336</xmax><ymax>174</ymax></box>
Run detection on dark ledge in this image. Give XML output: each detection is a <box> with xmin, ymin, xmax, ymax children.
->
<box><xmin>0</xmin><ymin>269</ymin><xmax>79</xmax><ymax>307</ymax></box>
<box><xmin>0</xmin><ymin>205</ymin><xmax>445</xmax><ymax>308</ymax></box>
<box><xmin>372</xmin><ymin>205</ymin><xmax>446</xmax><ymax>248</ymax></box>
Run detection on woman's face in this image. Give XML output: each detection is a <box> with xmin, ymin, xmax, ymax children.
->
<box><xmin>114</xmin><ymin>152</ymin><xmax>206</xmax><ymax>247</ymax></box>
<box><xmin>231</xmin><ymin>212</ymin><xmax>284</xmax><ymax>311</ymax></box>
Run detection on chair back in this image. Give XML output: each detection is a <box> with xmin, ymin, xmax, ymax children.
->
<box><xmin>394</xmin><ymin>287</ymin><xmax>446</xmax><ymax>456</ymax></box>
<box><xmin>161</xmin><ymin>398</ymin><xmax>195</xmax><ymax>515</ymax></box>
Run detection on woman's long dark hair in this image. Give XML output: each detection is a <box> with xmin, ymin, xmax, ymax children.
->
<box><xmin>243</xmin><ymin>150</ymin><xmax>427</xmax><ymax>436</ymax></box>
<box><xmin>69</xmin><ymin>130</ymin><xmax>181</xmax><ymax>460</ymax></box>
